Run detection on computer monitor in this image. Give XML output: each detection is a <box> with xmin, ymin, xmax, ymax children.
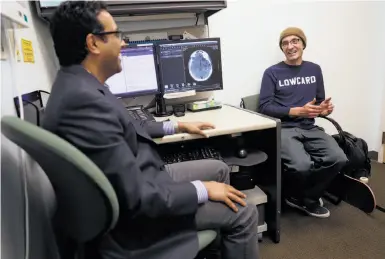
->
<box><xmin>106</xmin><ymin>43</ymin><xmax>160</xmax><ymax>98</ymax></box>
<box><xmin>157</xmin><ymin>38</ymin><xmax>223</xmax><ymax>94</ymax></box>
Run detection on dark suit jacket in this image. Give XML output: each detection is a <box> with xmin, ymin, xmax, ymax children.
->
<box><xmin>42</xmin><ymin>65</ymin><xmax>199</xmax><ymax>259</ymax></box>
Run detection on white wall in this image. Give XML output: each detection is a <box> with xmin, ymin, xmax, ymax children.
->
<box><xmin>382</xmin><ymin>85</ymin><xmax>385</xmax><ymax>131</ymax></box>
<box><xmin>208</xmin><ymin>0</ymin><xmax>385</xmax><ymax>152</ymax></box>
<box><xmin>12</xmin><ymin>2</ymin><xmax>57</xmax><ymax>94</ymax></box>
<box><xmin>379</xmin><ymin>84</ymin><xmax>385</xmax><ymax>162</ymax></box>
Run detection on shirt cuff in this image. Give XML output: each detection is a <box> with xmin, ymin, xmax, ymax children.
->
<box><xmin>191</xmin><ymin>180</ymin><xmax>209</xmax><ymax>204</ymax></box>
<box><xmin>163</xmin><ymin>121</ymin><xmax>178</xmax><ymax>135</ymax></box>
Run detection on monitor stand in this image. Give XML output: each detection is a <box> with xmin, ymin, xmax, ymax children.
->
<box><xmin>154</xmin><ymin>94</ymin><xmax>173</xmax><ymax>117</ymax></box>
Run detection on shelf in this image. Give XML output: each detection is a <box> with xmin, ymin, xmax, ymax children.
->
<box><xmin>244</xmin><ymin>186</ymin><xmax>268</xmax><ymax>206</ymax></box>
<box><xmin>257</xmin><ymin>222</ymin><xmax>268</xmax><ymax>234</ymax></box>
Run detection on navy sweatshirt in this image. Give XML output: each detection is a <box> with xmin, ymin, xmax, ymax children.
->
<box><xmin>258</xmin><ymin>61</ymin><xmax>325</xmax><ymax>129</ymax></box>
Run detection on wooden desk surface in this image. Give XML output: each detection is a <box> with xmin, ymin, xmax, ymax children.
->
<box><xmin>154</xmin><ymin>104</ymin><xmax>277</xmax><ymax>144</ymax></box>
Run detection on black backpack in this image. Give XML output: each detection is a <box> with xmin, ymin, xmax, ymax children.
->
<box><xmin>320</xmin><ymin>116</ymin><xmax>371</xmax><ymax>179</ymax></box>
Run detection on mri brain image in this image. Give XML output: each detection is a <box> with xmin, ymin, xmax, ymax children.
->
<box><xmin>188</xmin><ymin>50</ymin><xmax>213</xmax><ymax>82</ymax></box>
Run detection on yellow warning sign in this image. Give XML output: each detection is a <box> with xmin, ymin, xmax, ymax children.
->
<box><xmin>21</xmin><ymin>39</ymin><xmax>34</xmax><ymax>63</ymax></box>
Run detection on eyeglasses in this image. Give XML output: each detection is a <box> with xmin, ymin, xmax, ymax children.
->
<box><xmin>281</xmin><ymin>38</ymin><xmax>301</xmax><ymax>48</ymax></box>
<box><xmin>93</xmin><ymin>30</ymin><xmax>123</xmax><ymax>41</ymax></box>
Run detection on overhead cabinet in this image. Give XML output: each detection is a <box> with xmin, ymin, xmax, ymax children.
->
<box><xmin>35</xmin><ymin>1</ymin><xmax>227</xmax><ymax>21</ymax></box>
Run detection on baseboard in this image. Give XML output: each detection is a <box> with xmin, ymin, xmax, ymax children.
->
<box><xmin>368</xmin><ymin>151</ymin><xmax>378</xmax><ymax>160</ymax></box>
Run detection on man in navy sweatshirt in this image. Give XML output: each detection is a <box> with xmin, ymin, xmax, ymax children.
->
<box><xmin>258</xmin><ymin>27</ymin><xmax>348</xmax><ymax>218</ymax></box>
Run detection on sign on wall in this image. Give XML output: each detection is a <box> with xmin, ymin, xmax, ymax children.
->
<box><xmin>21</xmin><ymin>38</ymin><xmax>34</xmax><ymax>63</ymax></box>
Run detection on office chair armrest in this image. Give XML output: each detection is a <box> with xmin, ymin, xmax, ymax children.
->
<box><xmin>21</xmin><ymin>100</ymin><xmax>41</xmax><ymax>126</ymax></box>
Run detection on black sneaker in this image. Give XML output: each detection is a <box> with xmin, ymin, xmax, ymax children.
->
<box><xmin>286</xmin><ymin>197</ymin><xmax>330</xmax><ymax>218</ymax></box>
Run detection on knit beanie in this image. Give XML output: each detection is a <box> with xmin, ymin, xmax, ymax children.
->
<box><xmin>279</xmin><ymin>27</ymin><xmax>307</xmax><ymax>50</ymax></box>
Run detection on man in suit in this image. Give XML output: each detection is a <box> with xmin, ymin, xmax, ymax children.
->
<box><xmin>43</xmin><ymin>1</ymin><xmax>259</xmax><ymax>259</ymax></box>
<box><xmin>258</xmin><ymin>27</ymin><xmax>347</xmax><ymax>218</ymax></box>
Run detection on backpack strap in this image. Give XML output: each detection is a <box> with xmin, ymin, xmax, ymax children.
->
<box><xmin>319</xmin><ymin>116</ymin><xmax>347</xmax><ymax>146</ymax></box>
<box><xmin>319</xmin><ymin>116</ymin><xmax>343</xmax><ymax>133</ymax></box>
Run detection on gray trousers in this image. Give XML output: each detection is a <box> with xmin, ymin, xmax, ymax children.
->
<box><xmin>281</xmin><ymin>127</ymin><xmax>348</xmax><ymax>200</ymax></box>
<box><xmin>165</xmin><ymin>160</ymin><xmax>259</xmax><ymax>259</ymax></box>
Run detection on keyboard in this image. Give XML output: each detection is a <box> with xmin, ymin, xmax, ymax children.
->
<box><xmin>126</xmin><ymin>107</ymin><xmax>155</xmax><ymax>122</ymax></box>
<box><xmin>161</xmin><ymin>147</ymin><xmax>222</xmax><ymax>164</ymax></box>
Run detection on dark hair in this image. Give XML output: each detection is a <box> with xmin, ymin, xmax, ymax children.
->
<box><xmin>50</xmin><ymin>1</ymin><xmax>107</xmax><ymax>67</ymax></box>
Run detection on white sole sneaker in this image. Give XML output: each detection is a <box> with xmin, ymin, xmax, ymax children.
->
<box><xmin>286</xmin><ymin>199</ymin><xmax>330</xmax><ymax>218</ymax></box>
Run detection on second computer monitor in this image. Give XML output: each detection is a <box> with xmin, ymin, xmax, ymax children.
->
<box><xmin>106</xmin><ymin>43</ymin><xmax>160</xmax><ymax>98</ymax></box>
<box><xmin>157</xmin><ymin>38</ymin><xmax>223</xmax><ymax>94</ymax></box>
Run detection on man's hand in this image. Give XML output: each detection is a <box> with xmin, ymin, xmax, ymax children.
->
<box><xmin>177</xmin><ymin>122</ymin><xmax>215</xmax><ymax>138</ymax></box>
<box><xmin>203</xmin><ymin>181</ymin><xmax>247</xmax><ymax>212</ymax></box>
<box><xmin>319</xmin><ymin>97</ymin><xmax>334</xmax><ymax>116</ymax></box>
<box><xmin>289</xmin><ymin>98</ymin><xmax>323</xmax><ymax>118</ymax></box>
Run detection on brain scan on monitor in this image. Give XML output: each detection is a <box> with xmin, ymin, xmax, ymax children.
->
<box><xmin>188</xmin><ymin>50</ymin><xmax>213</xmax><ymax>82</ymax></box>
<box><xmin>158</xmin><ymin>38</ymin><xmax>223</xmax><ymax>93</ymax></box>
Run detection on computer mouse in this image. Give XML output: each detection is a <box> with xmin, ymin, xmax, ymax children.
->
<box><xmin>237</xmin><ymin>149</ymin><xmax>248</xmax><ymax>158</ymax></box>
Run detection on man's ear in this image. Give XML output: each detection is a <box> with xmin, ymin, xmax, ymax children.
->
<box><xmin>85</xmin><ymin>34</ymin><xmax>100</xmax><ymax>54</ymax></box>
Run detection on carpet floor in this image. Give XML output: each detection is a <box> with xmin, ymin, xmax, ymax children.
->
<box><xmin>260</xmin><ymin>162</ymin><xmax>385</xmax><ymax>259</ymax></box>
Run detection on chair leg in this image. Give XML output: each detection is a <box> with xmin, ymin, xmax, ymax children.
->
<box><xmin>324</xmin><ymin>173</ymin><xmax>345</xmax><ymax>205</ymax></box>
<box><xmin>324</xmin><ymin>192</ymin><xmax>343</xmax><ymax>205</ymax></box>
<box><xmin>376</xmin><ymin>205</ymin><xmax>385</xmax><ymax>213</ymax></box>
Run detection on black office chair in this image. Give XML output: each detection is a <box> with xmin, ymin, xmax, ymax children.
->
<box><xmin>13</xmin><ymin>90</ymin><xmax>50</xmax><ymax>126</ymax></box>
<box><xmin>240</xmin><ymin>94</ymin><xmax>260</xmax><ymax>112</ymax></box>
<box><xmin>1</xmin><ymin>116</ymin><xmax>217</xmax><ymax>259</ymax></box>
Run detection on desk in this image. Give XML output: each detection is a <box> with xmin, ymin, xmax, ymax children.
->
<box><xmin>154</xmin><ymin>104</ymin><xmax>282</xmax><ymax>243</ymax></box>
<box><xmin>154</xmin><ymin>104</ymin><xmax>276</xmax><ymax>144</ymax></box>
